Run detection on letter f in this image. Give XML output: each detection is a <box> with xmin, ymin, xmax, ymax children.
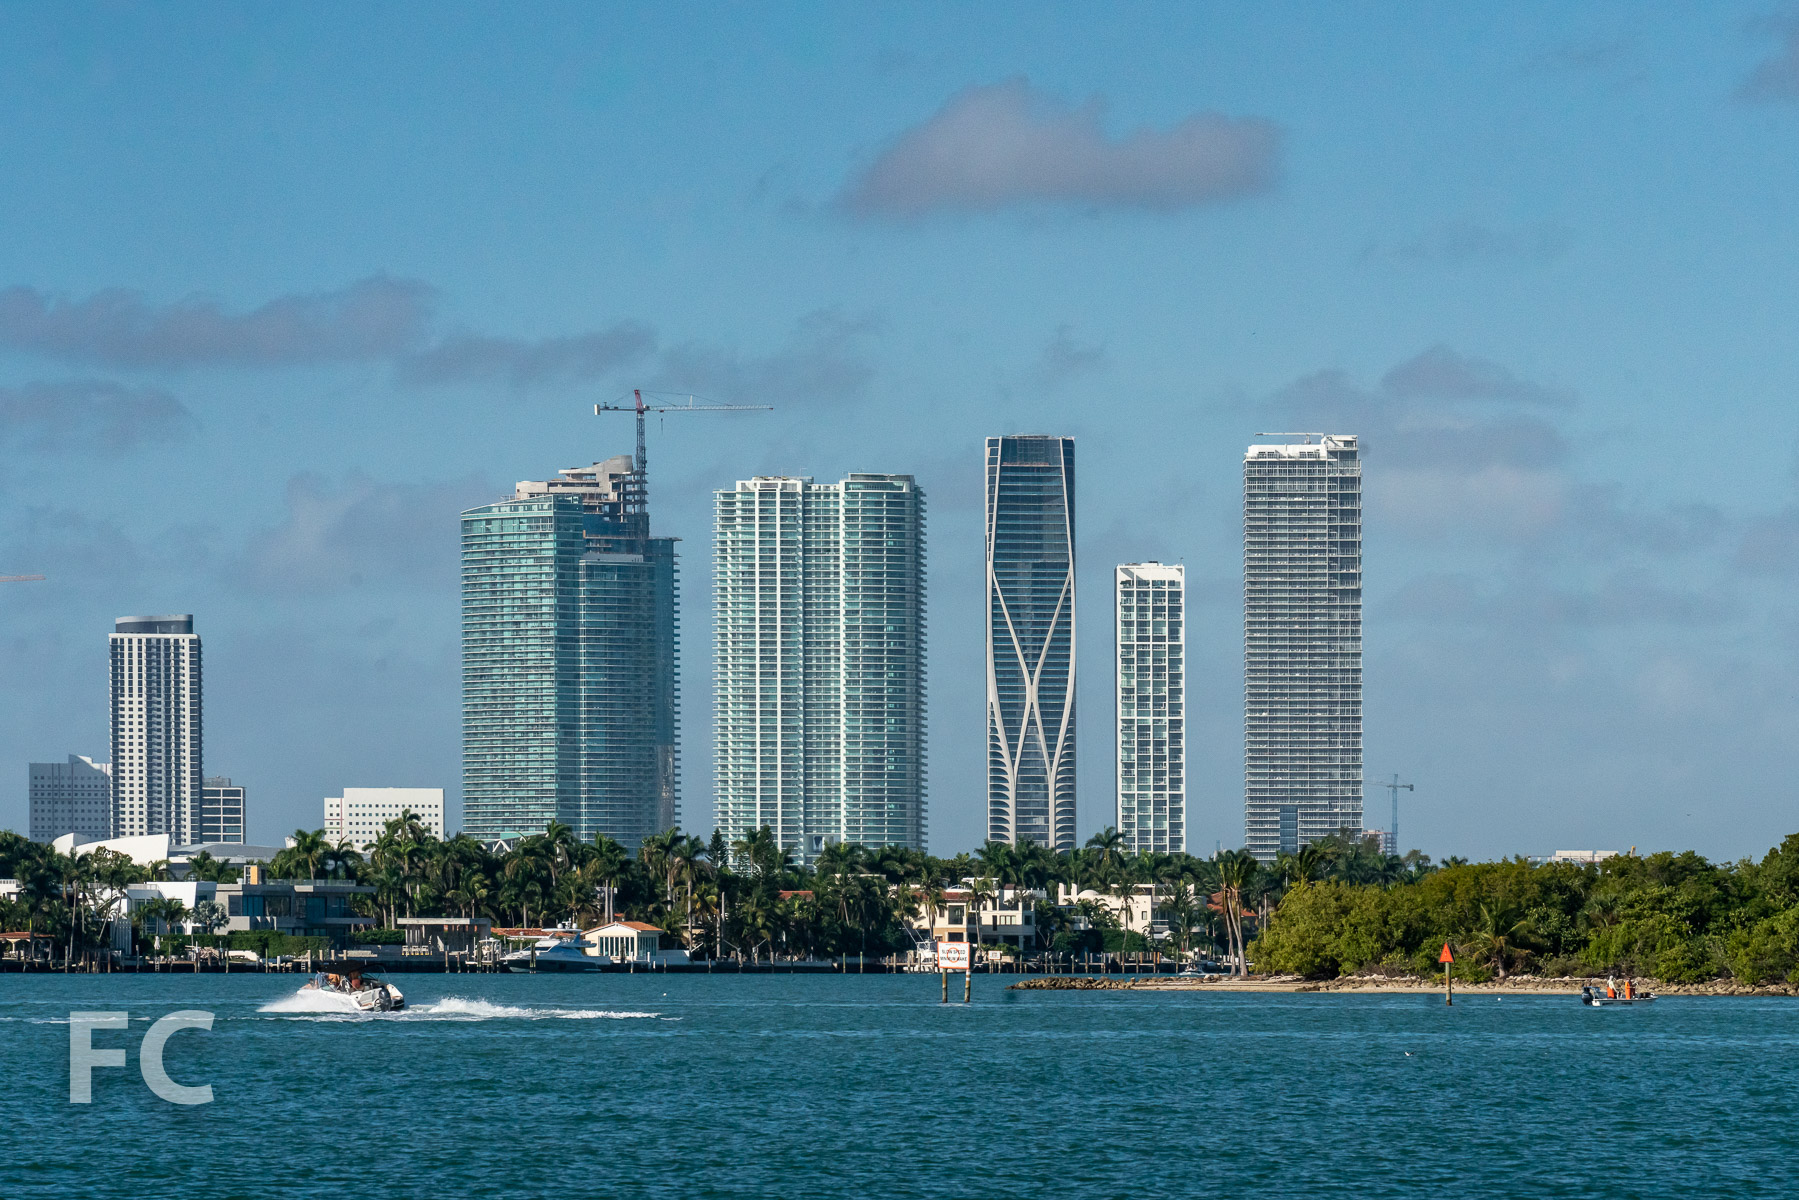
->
<box><xmin>69</xmin><ymin>1012</ymin><xmax>128</xmax><ymax>1103</ymax></box>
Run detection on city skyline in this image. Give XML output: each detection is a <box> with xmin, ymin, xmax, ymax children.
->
<box><xmin>9</xmin><ymin>7</ymin><xmax>1799</xmax><ymax>862</ymax></box>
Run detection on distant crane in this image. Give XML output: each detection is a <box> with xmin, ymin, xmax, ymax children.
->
<box><xmin>1368</xmin><ymin>773</ymin><xmax>1414</xmax><ymax>854</ymax></box>
<box><xmin>594</xmin><ymin>389</ymin><xmax>772</xmax><ymax>513</ymax></box>
<box><xmin>0</xmin><ymin>575</ymin><xmax>45</xmax><ymax>583</ymax></box>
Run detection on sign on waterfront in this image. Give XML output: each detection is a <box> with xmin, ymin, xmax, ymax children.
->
<box><xmin>936</xmin><ymin>942</ymin><xmax>971</xmax><ymax>970</ymax></box>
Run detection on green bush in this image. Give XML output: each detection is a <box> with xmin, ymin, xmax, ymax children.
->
<box><xmin>351</xmin><ymin>927</ymin><xmax>404</xmax><ymax>945</ymax></box>
<box><xmin>1726</xmin><ymin>911</ymin><xmax>1799</xmax><ymax>985</ymax></box>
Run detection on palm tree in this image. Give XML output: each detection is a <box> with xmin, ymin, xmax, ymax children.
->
<box><xmin>590</xmin><ymin>835</ymin><xmax>629</xmax><ymax>923</ymax></box>
<box><xmin>1085</xmin><ymin>827</ymin><xmax>1127</xmax><ymax>881</ymax></box>
<box><xmin>284</xmin><ymin>829</ymin><xmax>329</xmax><ymax>880</ymax></box>
<box><xmin>1213</xmin><ymin>850</ymin><xmax>1258</xmax><ymax>975</ymax></box>
<box><xmin>1464</xmin><ymin>903</ymin><xmax>1535</xmax><ymax>980</ymax></box>
<box><xmin>1281</xmin><ymin>845</ymin><xmax>1325</xmax><ymax>888</ymax></box>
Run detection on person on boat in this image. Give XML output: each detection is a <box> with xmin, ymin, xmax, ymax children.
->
<box><xmin>1606</xmin><ymin>976</ymin><xmax>1617</xmax><ymax>998</ymax></box>
<box><xmin>346</xmin><ymin>969</ymin><xmax>364</xmax><ymax>992</ymax></box>
<box><xmin>1624</xmin><ymin>978</ymin><xmax>1633</xmax><ymax>1000</ymax></box>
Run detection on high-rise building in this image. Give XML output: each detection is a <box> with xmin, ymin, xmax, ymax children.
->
<box><xmin>985</xmin><ymin>435</ymin><xmax>1077</xmax><ymax>850</ymax></box>
<box><xmin>324</xmin><ymin>786</ymin><xmax>446</xmax><ymax>848</ymax></box>
<box><xmin>1244</xmin><ymin>434</ymin><xmax>1362</xmax><ymax>860</ymax></box>
<box><xmin>110</xmin><ymin>615</ymin><xmax>203</xmax><ymax>843</ymax></box>
<box><xmin>1116</xmin><ymin>563</ymin><xmax>1185</xmax><ymax>855</ymax></box>
<box><xmin>28</xmin><ymin>755</ymin><xmax>112</xmax><ymax>843</ymax></box>
<box><xmin>460</xmin><ymin>455</ymin><xmax>678</xmax><ymax>850</ymax></box>
<box><xmin>199</xmin><ymin>776</ymin><xmax>246</xmax><ymax>843</ymax></box>
<box><xmin>713</xmin><ymin>474</ymin><xmax>926</xmax><ymax>862</ymax></box>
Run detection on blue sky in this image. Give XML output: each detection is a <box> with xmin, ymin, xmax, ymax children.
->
<box><xmin>4</xmin><ymin>2</ymin><xmax>1799</xmax><ymax>861</ymax></box>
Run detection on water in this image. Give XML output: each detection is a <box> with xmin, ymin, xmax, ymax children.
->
<box><xmin>2</xmin><ymin>973</ymin><xmax>1795</xmax><ymax>1198</ymax></box>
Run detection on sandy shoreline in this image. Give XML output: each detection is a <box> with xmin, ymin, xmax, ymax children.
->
<box><xmin>1011</xmin><ymin>975</ymin><xmax>1799</xmax><ymax>996</ymax></box>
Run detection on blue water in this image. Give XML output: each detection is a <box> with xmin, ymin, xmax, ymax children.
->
<box><xmin>1</xmin><ymin>974</ymin><xmax>1794</xmax><ymax>1198</ymax></box>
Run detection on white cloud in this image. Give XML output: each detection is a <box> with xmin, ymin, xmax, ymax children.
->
<box><xmin>0</xmin><ymin>276</ymin><xmax>433</xmax><ymax>368</ymax></box>
<box><xmin>0</xmin><ymin>380</ymin><xmax>195</xmax><ymax>452</ymax></box>
<box><xmin>401</xmin><ymin>321</ymin><xmax>656</xmax><ymax>387</ymax></box>
<box><xmin>840</xmin><ymin>78</ymin><xmax>1281</xmax><ymax>217</ymax></box>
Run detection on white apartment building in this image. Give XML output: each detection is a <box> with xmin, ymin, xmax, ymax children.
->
<box><xmin>28</xmin><ymin>755</ymin><xmax>113</xmax><ymax>842</ymax></box>
<box><xmin>110</xmin><ymin>615</ymin><xmax>203</xmax><ymax>843</ymax></box>
<box><xmin>323</xmin><ymin>787</ymin><xmax>446</xmax><ymax>848</ymax></box>
<box><xmin>1116</xmin><ymin>563</ymin><xmax>1185</xmax><ymax>854</ymax></box>
<box><xmin>713</xmin><ymin>474</ymin><xmax>927</xmax><ymax>862</ymax></box>
<box><xmin>1244</xmin><ymin>436</ymin><xmax>1362</xmax><ymax>860</ymax></box>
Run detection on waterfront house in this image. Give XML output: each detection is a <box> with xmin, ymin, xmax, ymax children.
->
<box><xmin>583</xmin><ymin>920</ymin><xmax>687</xmax><ymax>964</ymax></box>
<box><xmin>908</xmin><ymin>884</ymin><xmax>1039</xmax><ymax>965</ymax></box>
<box><xmin>113</xmin><ymin>877</ymin><xmax>376</xmax><ymax>951</ymax></box>
<box><xmin>1057</xmin><ymin>883</ymin><xmax>1165</xmax><ymax>939</ymax></box>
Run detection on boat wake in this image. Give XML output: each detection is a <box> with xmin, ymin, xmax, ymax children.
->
<box><xmin>258</xmin><ymin>990</ymin><xmax>657</xmax><ymax>1021</ymax></box>
<box><xmin>405</xmin><ymin>997</ymin><xmax>660</xmax><ymax>1021</ymax></box>
<box><xmin>258</xmin><ymin>988</ymin><xmax>369</xmax><ymax>1015</ymax></box>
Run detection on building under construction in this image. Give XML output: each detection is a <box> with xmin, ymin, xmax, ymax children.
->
<box><xmin>1243</xmin><ymin>434</ymin><xmax>1362</xmax><ymax>860</ymax></box>
<box><xmin>460</xmin><ymin>454</ymin><xmax>678</xmax><ymax>850</ymax></box>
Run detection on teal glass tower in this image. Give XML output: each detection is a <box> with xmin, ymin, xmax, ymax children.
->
<box><xmin>461</xmin><ymin>454</ymin><xmax>678</xmax><ymax>849</ymax></box>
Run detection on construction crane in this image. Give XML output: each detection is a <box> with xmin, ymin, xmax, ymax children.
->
<box><xmin>594</xmin><ymin>389</ymin><xmax>772</xmax><ymax>513</ymax></box>
<box><xmin>1367</xmin><ymin>773</ymin><xmax>1414</xmax><ymax>854</ymax></box>
<box><xmin>0</xmin><ymin>575</ymin><xmax>45</xmax><ymax>583</ymax></box>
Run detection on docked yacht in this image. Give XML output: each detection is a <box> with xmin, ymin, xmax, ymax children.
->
<box><xmin>501</xmin><ymin>934</ymin><xmax>609</xmax><ymax>973</ymax></box>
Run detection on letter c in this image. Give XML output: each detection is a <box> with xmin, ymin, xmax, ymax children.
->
<box><xmin>140</xmin><ymin>1011</ymin><xmax>214</xmax><ymax>1105</ymax></box>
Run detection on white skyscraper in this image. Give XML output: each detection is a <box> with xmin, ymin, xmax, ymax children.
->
<box><xmin>28</xmin><ymin>755</ymin><xmax>113</xmax><ymax>843</ymax></box>
<box><xmin>323</xmin><ymin>787</ymin><xmax>446</xmax><ymax>848</ymax></box>
<box><xmin>1116</xmin><ymin>563</ymin><xmax>1185</xmax><ymax>854</ymax></box>
<box><xmin>1244</xmin><ymin>435</ymin><xmax>1362</xmax><ymax>860</ymax></box>
<box><xmin>109</xmin><ymin>615</ymin><xmax>203</xmax><ymax>843</ymax></box>
<box><xmin>713</xmin><ymin>473</ymin><xmax>926</xmax><ymax>862</ymax></box>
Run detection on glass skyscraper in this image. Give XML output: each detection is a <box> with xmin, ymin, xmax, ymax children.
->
<box><xmin>1243</xmin><ymin>434</ymin><xmax>1362</xmax><ymax>860</ymax></box>
<box><xmin>713</xmin><ymin>474</ymin><xmax>925</xmax><ymax>862</ymax></box>
<box><xmin>1116</xmin><ymin>563</ymin><xmax>1185</xmax><ymax>854</ymax></box>
<box><xmin>985</xmin><ymin>435</ymin><xmax>1076</xmax><ymax>850</ymax></box>
<box><xmin>461</xmin><ymin>454</ymin><xmax>678</xmax><ymax>850</ymax></box>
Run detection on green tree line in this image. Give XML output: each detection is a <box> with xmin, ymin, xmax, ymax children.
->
<box><xmin>1252</xmin><ymin>834</ymin><xmax>1799</xmax><ymax>984</ymax></box>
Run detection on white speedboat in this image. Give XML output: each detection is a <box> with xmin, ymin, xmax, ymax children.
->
<box><xmin>302</xmin><ymin>966</ymin><xmax>407</xmax><ymax>1011</ymax></box>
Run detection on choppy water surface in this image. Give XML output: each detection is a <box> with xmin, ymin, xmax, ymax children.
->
<box><xmin>1</xmin><ymin>974</ymin><xmax>1794</xmax><ymax>1198</ymax></box>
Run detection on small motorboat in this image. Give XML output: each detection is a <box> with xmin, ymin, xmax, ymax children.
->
<box><xmin>301</xmin><ymin>964</ymin><xmax>406</xmax><ymax>1012</ymax></box>
<box><xmin>1580</xmin><ymin>983</ymin><xmax>1655</xmax><ymax>1006</ymax></box>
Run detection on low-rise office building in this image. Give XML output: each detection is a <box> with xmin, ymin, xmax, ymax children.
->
<box><xmin>199</xmin><ymin>777</ymin><xmax>246</xmax><ymax>843</ymax></box>
<box><xmin>324</xmin><ymin>787</ymin><xmax>446</xmax><ymax>848</ymax></box>
<box><xmin>29</xmin><ymin>755</ymin><xmax>113</xmax><ymax>843</ymax></box>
